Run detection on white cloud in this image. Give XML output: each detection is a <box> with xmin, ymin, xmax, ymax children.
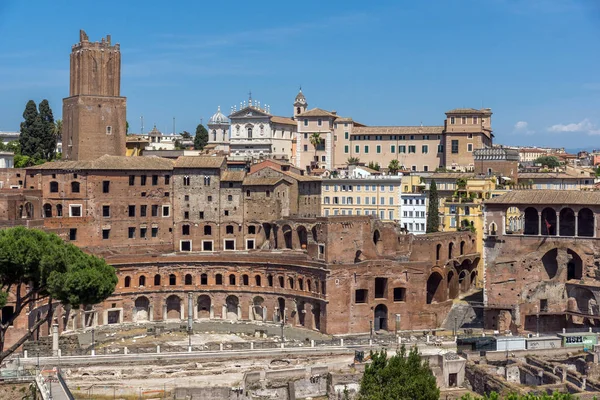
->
<box><xmin>513</xmin><ymin>121</ymin><xmax>534</xmax><ymax>135</ymax></box>
<box><xmin>547</xmin><ymin>119</ymin><xmax>600</xmax><ymax>135</ymax></box>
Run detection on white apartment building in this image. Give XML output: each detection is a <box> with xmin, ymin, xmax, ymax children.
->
<box><xmin>399</xmin><ymin>192</ymin><xmax>428</xmax><ymax>234</ymax></box>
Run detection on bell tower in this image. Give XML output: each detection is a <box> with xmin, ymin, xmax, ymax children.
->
<box><xmin>62</xmin><ymin>30</ymin><xmax>127</xmax><ymax>160</ymax></box>
<box><xmin>293</xmin><ymin>88</ymin><xmax>307</xmax><ymax>118</ymax></box>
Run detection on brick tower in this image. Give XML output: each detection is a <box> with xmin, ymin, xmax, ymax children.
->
<box><xmin>62</xmin><ymin>30</ymin><xmax>126</xmax><ymax>160</ymax></box>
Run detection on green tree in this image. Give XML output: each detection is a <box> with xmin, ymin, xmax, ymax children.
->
<box><xmin>347</xmin><ymin>156</ymin><xmax>360</xmax><ymax>166</ymax></box>
<box><xmin>180</xmin><ymin>131</ymin><xmax>192</xmax><ymax>140</ymax></box>
<box><xmin>53</xmin><ymin>119</ymin><xmax>62</xmax><ymax>140</ymax></box>
<box><xmin>37</xmin><ymin>99</ymin><xmax>56</xmax><ymax>160</ymax></box>
<box><xmin>359</xmin><ymin>346</ymin><xmax>439</xmax><ymax>400</ymax></box>
<box><xmin>19</xmin><ymin>100</ymin><xmax>56</xmax><ymax>161</ymax></box>
<box><xmin>310</xmin><ymin>132</ymin><xmax>322</xmax><ymax>163</ymax></box>
<box><xmin>534</xmin><ymin>155</ymin><xmax>560</xmax><ymax>169</ymax></box>
<box><xmin>0</xmin><ymin>227</ymin><xmax>117</xmax><ymax>362</ymax></box>
<box><xmin>367</xmin><ymin>161</ymin><xmax>380</xmax><ymax>171</ymax></box>
<box><xmin>19</xmin><ymin>100</ymin><xmax>41</xmax><ymax>159</ymax></box>
<box><xmin>388</xmin><ymin>159</ymin><xmax>401</xmax><ymax>174</ymax></box>
<box><xmin>194</xmin><ymin>123</ymin><xmax>209</xmax><ymax>150</ymax></box>
<box><xmin>426</xmin><ymin>180</ymin><xmax>440</xmax><ymax>233</ymax></box>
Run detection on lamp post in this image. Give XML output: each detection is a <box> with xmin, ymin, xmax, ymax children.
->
<box><xmin>281</xmin><ymin>312</ymin><xmax>286</xmax><ymax>344</ymax></box>
<box><xmin>395</xmin><ymin>314</ymin><xmax>400</xmax><ymax>337</ymax></box>
<box><xmin>187</xmin><ymin>292</ymin><xmax>193</xmax><ymax>350</ymax></box>
<box><xmin>369</xmin><ymin>320</ymin><xmax>373</xmax><ymax>341</ymax></box>
<box><xmin>91</xmin><ymin>327</ymin><xmax>95</xmax><ymax>356</ymax></box>
<box><xmin>536</xmin><ymin>306</ymin><xmax>540</xmax><ymax>337</ymax></box>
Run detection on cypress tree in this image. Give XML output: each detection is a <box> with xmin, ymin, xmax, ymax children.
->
<box><xmin>19</xmin><ymin>100</ymin><xmax>40</xmax><ymax>159</ymax></box>
<box><xmin>426</xmin><ymin>180</ymin><xmax>440</xmax><ymax>233</ymax></box>
<box><xmin>194</xmin><ymin>123</ymin><xmax>209</xmax><ymax>150</ymax></box>
<box><xmin>38</xmin><ymin>99</ymin><xmax>56</xmax><ymax>160</ymax></box>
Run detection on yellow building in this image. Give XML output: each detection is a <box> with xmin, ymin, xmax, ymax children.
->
<box><xmin>321</xmin><ymin>169</ymin><xmax>402</xmax><ymax>220</ymax></box>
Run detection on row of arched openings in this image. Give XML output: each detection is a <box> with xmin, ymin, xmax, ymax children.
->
<box><xmin>523</xmin><ymin>207</ymin><xmax>594</xmax><ymax>237</ymax></box>
<box><xmin>123</xmin><ymin>273</ymin><xmax>321</xmax><ymax>293</ymax></box>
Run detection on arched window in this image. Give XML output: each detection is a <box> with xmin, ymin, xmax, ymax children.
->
<box><xmin>255</xmin><ymin>275</ymin><xmax>262</xmax><ymax>286</ymax></box>
<box><xmin>279</xmin><ymin>276</ymin><xmax>285</xmax><ymax>288</ymax></box>
<box><xmin>460</xmin><ymin>241</ymin><xmax>465</xmax><ymax>256</ymax></box>
<box><xmin>229</xmin><ymin>274</ymin><xmax>236</xmax><ymax>285</ymax></box>
<box><xmin>436</xmin><ymin>244</ymin><xmax>441</xmax><ymax>261</ymax></box>
<box><xmin>268</xmin><ymin>275</ymin><xmax>273</xmax><ymax>287</ymax></box>
<box><xmin>242</xmin><ymin>274</ymin><xmax>249</xmax><ymax>286</ymax></box>
<box><xmin>185</xmin><ymin>274</ymin><xmax>193</xmax><ymax>285</ymax></box>
<box><xmin>200</xmin><ymin>273</ymin><xmax>208</xmax><ymax>285</ymax></box>
<box><xmin>169</xmin><ymin>274</ymin><xmax>176</xmax><ymax>286</ymax></box>
<box><xmin>247</xmin><ymin>127</ymin><xmax>253</xmax><ymax>139</ymax></box>
<box><xmin>524</xmin><ymin>207</ymin><xmax>539</xmax><ymax>235</ymax></box>
<box><xmin>289</xmin><ymin>277</ymin><xmax>295</xmax><ymax>289</ymax></box>
<box><xmin>49</xmin><ymin>181</ymin><xmax>59</xmax><ymax>193</ymax></box>
<box><xmin>139</xmin><ymin>275</ymin><xmax>146</xmax><ymax>287</ymax></box>
<box><xmin>124</xmin><ymin>276</ymin><xmax>131</xmax><ymax>288</ymax></box>
<box><xmin>204</xmin><ymin>225</ymin><xmax>212</xmax><ymax>235</ymax></box>
<box><xmin>578</xmin><ymin>208</ymin><xmax>594</xmax><ymax>237</ymax></box>
<box><xmin>71</xmin><ymin>181</ymin><xmax>80</xmax><ymax>193</ymax></box>
<box><xmin>215</xmin><ymin>274</ymin><xmax>223</xmax><ymax>285</ymax></box>
<box><xmin>56</xmin><ymin>204</ymin><xmax>63</xmax><ymax>217</ymax></box>
<box><xmin>448</xmin><ymin>242</ymin><xmax>454</xmax><ymax>259</ymax></box>
<box><xmin>307</xmin><ymin>279</ymin><xmax>312</xmax><ymax>292</ymax></box>
<box><xmin>43</xmin><ymin>203</ymin><xmax>52</xmax><ymax>218</ymax></box>
<box><xmin>154</xmin><ymin>274</ymin><xmax>161</xmax><ymax>286</ymax></box>
<box><xmin>299</xmin><ymin>278</ymin><xmax>304</xmax><ymax>291</ymax></box>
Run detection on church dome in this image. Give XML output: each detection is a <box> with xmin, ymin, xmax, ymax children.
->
<box><xmin>208</xmin><ymin>106</ymin><xmax>229</xmax><ymax>125</ymax></box>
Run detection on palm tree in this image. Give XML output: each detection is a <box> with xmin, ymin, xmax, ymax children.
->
<box><xmin>309</xmin><ymin>132</ymin><xmax>322</xmax><ymax>163</ymax></box>
<box><xmin>388</xmin><ymin>159</ymin><xmax>400</xmax><ymax>175</ymax></box>
<box><xmin>53</xmin><ymin>119</ymin><xmax>62</xmax><ymax>139</ymax></box>
<box><xmin>347</xmin><ymin>156</ymin><xmax>360</xmax><ymax>166</ymax></box>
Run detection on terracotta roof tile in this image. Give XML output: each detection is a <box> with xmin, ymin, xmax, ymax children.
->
<box><xmin>174</xmin><ymin>156</ymin><xmax>225</xmax><ymax>169</ymax></box>
<box><xmin>296</xmin><ymin>108</ymin><xmax>338</xmax><ymax>118</ymax></box>
<box><xmin>242</xmin><ymin>177</ymin><xmax>290</xmax><ymax>186</ymax></box>
<box><xmin>221</xmin><ymin>170</ymin><xmax>246</xmax><ymax>181</ymax></box>
<box><xmin>485</xmin><ymin>190</ymin><xmax>600</xmax><ymax>205</ymax></box>
<box><xmin>270</xmin><ymin>116</ymin><xmax>296</xmax><ymax>125</ymax></box>
<box><xmin>445</xmin><ymin>108</ymin><xmax>493</xmax><ymax>115</ymax></box>
<box><xmin>28</xmin><ymin>155</ymin><xmax>174</xmax><ymax>171</ymax></box>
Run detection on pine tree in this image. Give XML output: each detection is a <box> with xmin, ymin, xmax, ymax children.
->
<box><xmin>194</xmin><ymin>123</ymin><xmax>209</xmax><ymax>150</ymax></box>
<box><xmin>19</xmin><ymin>100</ymin><xmax>40</xmax><ymax>159</ymax></box>
<box><xmin>38</xmin><ymin>99</ymin><xmax>56</xmax><ymax>160</ymax></box>
<box><xmin>359</xmin><ymin>346</ymin><xmax>440</xmax><ymax>400</ymax></box>
<box><xmin>426</xmin><ymin>180</ymin><xmax>440</xmax><ymax>233</ymax></box>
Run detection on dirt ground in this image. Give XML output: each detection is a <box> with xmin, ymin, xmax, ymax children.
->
<box><xmin>0</xmin><ymin>382</ymin><xmax>35</xmax><ymax>400</ymax></box>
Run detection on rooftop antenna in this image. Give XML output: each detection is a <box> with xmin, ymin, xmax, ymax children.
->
<box><xmin>173</xmin><ymin>117</ymin><xmax>176</xmax><ymax>135</ymax></box>
<box><xmin>248</xmin><ymin>90</ymin><xmax>252</xmax><ymax>103</ymax></box>
<box><xmin>140</xmin><ymin>115</ymin><xmax>144</xmax><ymax>134</ymax></box>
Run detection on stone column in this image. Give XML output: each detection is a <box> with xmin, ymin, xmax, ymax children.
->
<box><xmin>209</xmin><ymin>304</ymin><xmax>214</xmax><ymax>319</ymax></box>
<box><xmin>237</xmin><ymin>304</ymin><xmax>242</xmax><ymax>320</ymax></box>
<box><xmin>162</xmin><ymin>304</ymin><xmax>167</xmax><ymax>321</ymax></box>
<box><xmin>180</xmin><ymin>301</ymin><xmax>185</xmax><ymax>321</ymax></box>
<box><xmin>538</xmin><ymin>212</ymin><xmax>542</xmax><ymax>236</ymax></box>
<box><xmin>575</xmin><ymin>213</ymin><xmax>579</xmax><ymax>237</ymax></box>
<box><xmin>249</xmin><ymin>305</ymin><xmax>254</xmax><ymax>321</ymax></box>
<box><xmin>262</xmin><ymin>306</ymin><xmax>267</xmax><ymax>322</ymax></box>
<box><xmin>274</xmin><ymin>307</ymin><xmax>279</xmax><ymax>322</ymax></box>
<box><xmin>556</xmin><ymin>212</ymin><xmax>560</xmax><ymax>236</ymax></box>
<box><xmin>119</xmin><ymin>309</ymin><xmax>124</xmax><ymax>324</ymax></box>
<box><xmin>222</xmin><ymin>304</ymin><xmax>227</xmax><ymax>319</ymax></box>
<box><xmin>149</xmin><ymin>305</ymin><xmax>154</xmax><ymax>322</ymax></box>
<box><xmin>52</xmin><ymin>324</ymin><xmax>59</xmax><ymax>357</ymax></box>
<box><xmin>194</xmin><ymin>303</ymin><xmax>198</xmax><ymax>320</ymax></box>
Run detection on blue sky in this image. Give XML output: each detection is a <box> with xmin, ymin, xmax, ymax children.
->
<box><xmin>1</xmin><ymin>0</ymin><xmax>600</xmax><ymax>148</ymax></box>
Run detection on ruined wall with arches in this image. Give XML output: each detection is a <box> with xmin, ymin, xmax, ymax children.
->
<box><xmin>484</xmin><ymin>198</ymin><xmax>600</xmax><ymax>333</ymax></box>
